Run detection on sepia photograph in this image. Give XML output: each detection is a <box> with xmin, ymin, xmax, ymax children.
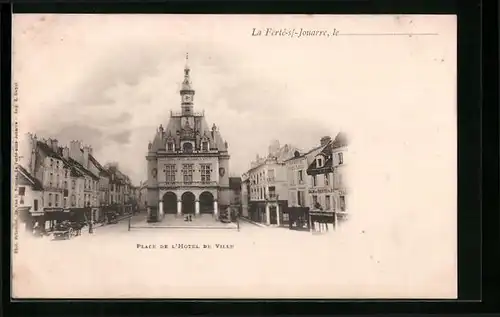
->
<box><xmin>12</xmin><ymin>14</ymin><xmax>457</xmax><ymax>299</ymax></box>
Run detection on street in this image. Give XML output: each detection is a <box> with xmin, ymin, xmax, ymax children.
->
<box><xmin>13</xmin><ymin>213</ymin><xmax>351</xmax><ymax>298</ymax></box>
<box><xmin>12</xmin><ymin>213</ymin><xmax>452</xmax><ymax>299</ymax></box>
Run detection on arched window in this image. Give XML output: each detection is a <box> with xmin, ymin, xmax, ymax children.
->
<box><xmin>183</xmin><ymin>142</ymin><xmax>193</xmax><ymax>153</ymax></box>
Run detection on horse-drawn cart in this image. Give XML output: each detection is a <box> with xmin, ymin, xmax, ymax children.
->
<box><xmin>106</xmin><ymin>210</ymin><xmax>119</xmax><ymax>224</ymax></box>
<box><xmin>52</xmin><ymin>221</ymin><xmax>85</xmax><ymax>240</ymax></box>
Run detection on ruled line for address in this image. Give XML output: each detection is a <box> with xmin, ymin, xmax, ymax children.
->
<box><xmin>337</xmin><ymin>33</ymin><xmax>439</xmax><ymax>36</ymax></box>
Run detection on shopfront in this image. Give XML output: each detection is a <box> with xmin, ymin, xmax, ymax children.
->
<box><xmin>287</xmin><ymin>206</ymin><xmax>310</xmax><ymax>231</ymax></box>
<box><xmin>42</xmin><ymin>207</ymin><xmax>65</xmax><ymax>231</ymax></box>
<box><xmin>309</xmin><ymin>211</ymin><xmax>335</xmax><ymax>232</ymax></box>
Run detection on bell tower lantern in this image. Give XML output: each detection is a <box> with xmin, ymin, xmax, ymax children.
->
<box><xmin>180</xmin><ymin>53</ymin><xmax>195</xmax><ymax>115</ymax></box>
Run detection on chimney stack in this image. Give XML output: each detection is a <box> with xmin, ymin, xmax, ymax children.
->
<box><xmin>51</xmin><ymin>139</ymin><xmax>59</xmax><ymax>153</ymax></box>
<box><xmin>320</xmin><ymin>136</ymin><xmax>332</xmax><ymax>147</ymax></box>
<box><xmin>62</xmin><ymin>146</ymin><xmax>69</xmax><ymax>160</ymax></box>
<box><xmin>83</xmin><ymin>145</ymin><xmax>90</xmax><ymax>168</ymax></box>
<box><xmin>69</xmin><ymin>140</ymin><xmax>82</xmax><ymax>162</ymax></box>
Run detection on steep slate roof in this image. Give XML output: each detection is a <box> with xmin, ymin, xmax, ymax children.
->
<box><xmin>36</xmin><ymin>141</ymin><xmax>59</xmax><ymax>158</ymax></box>
<box><xmin>37</xmin><ymin>140</ymin><xmax>105</xmax><ymax>180</ymax></box>
<box><xmin>306</xmin><ymin>140</ymin><xmax>334</xmax><ymax>175</ymax></box>
<box><xmin>150</xmin><ymin>116</ymin><xmax>229</xmax><ymax>153</ymax></box>
<box><xmin>68</xmin><ymin>157</ymin><xmax>99</xmax><ymax>180</ymax></box>
<box><xmin>17</xmin><ymin>165</ymin><xmax>44</xmax><ymax>190</ymax></box>
<box><xmin>107</xmin><ymin>166</ymin><xmax>129</xmax><ymax>185</ymax></box>
<box><xmin>44</xmin><ymin>146</ymin><xmax>84</xmax><ymax>178</ymax></box>
<box><xmin>55</xmin><ymin>146</ymin><xmax>77</xmax><ymax>168</ymax></box>
<box><xmin>332</xmin><ymin>132</ymin><xmax>348</xmax><ymax>149</ymax></box>
<box><xmin>37</xmin><ymin>141</ymin><xmax>71</xmax><ymax>168</ymax></box>
<box><xmin>283</xmin><ymin>144</ymin><xmax>324</xmax><ymax>162</ymax></box>
<box><xmin>70</xmin><ymin>168</ymin><xmax>84</xmax><ymax>178</ymax></box>
<box><xmin>89</xmin><ymin>154</ymin><xmax>111</xmax><ymax>177</ymax></box>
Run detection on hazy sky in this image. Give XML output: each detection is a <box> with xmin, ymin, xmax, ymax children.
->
<box><xmin>13</xmin><ymin>14</ymin><xmax>454</xmax><ymax>186</ymax></box>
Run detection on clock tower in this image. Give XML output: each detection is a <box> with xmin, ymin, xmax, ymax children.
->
<box><xmin>180</xmin><ymin>53</ymin><xmax>195</xmax><ymax>115</ymax></box>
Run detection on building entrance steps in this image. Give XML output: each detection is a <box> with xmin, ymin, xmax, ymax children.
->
<box><xmin>131</xmin><ymin>213</ymin><xmax>238</xmax><ymax>229</ymax></box>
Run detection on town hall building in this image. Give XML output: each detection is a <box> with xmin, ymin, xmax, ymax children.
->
<box><xmin>145</xmin><ymin>54</ymin><xmax>231</xmax><ymax>222</ymax></box>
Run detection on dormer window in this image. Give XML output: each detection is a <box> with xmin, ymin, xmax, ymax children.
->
<box><xmin>167</xmin><ymin>142</ymin><xmax>174</xmax><ymax>152</ymax></box>
<box><xmin>202</xmin><ymin>141</ymin><xmax>208</xmax><ymax>151</ymax></box>
<box><xmin>338</xmin><ymin>153</ymin><xmax>344</xmax><ymax>165</ymax></box>
<box><xmin>316</xmin><ymin>157</ymin><xmax>323</xmax><ymax>168</ymax></box>
<box><xmin>183</xmin><ymin>142</ymin><xmax>193</xmax><ymax>153</ymax></box>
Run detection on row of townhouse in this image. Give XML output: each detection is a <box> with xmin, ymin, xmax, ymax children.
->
<box><xmin>240</xmin><ymin>140</ymin><xmax>300</xmax><ymax>226</ymax></box>
<box><xmin>15</xmin><ymin>133</ymin><xmax>134</xmax><ymax>231</ymax></box>
<box><xmin>241</xmin><ymin>133</ymin><xmax>349</xmax><ymax>228</ymax></box>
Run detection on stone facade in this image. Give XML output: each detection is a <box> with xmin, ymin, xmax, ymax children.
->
<box><xmin>330</xmin><ymin>133</ymin><xmax>349</xmax><ymax>224</ymax></box>
<box><xmin>18</xmin><ymin>132</ymin><xmax>133</xmax><ymax>230</ymax></box>
<box><xmin>284</xmin><ymin>143</ymin><xmax>323</xmax><ymax>209</ymax></box>
<box><xmin>245</xmin><ymin>141</ymin><xmax>299</xmax><ymax>226</ymax></box>
<box><xmin>306</xmin><ymin>133</ymin><xmax>349</xmax><ymax>226</ymax></box>
<box><xmin>145</xmin><ymin>55</ymin><xmax>231</xmax><ymax>222</ymax></box>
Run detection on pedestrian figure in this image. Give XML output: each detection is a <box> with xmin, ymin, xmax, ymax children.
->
<box><xmin>33</xmin><ymin>222</ymin><xmax>41</xmax><ymax>237</ymax></box>
<box><xmin>189</xmin><ymin>214</ymin><xmax>193</xmax><ymax>222</ymax></box>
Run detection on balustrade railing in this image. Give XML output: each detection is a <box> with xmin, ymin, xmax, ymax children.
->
<box><xmin>170</xmin><ymin>111</ymin><xmax>205</xmax><ymax>117</ymax></box>
<box><xmin>158</xmin><ymin>181</ymin><xmax>218</xmax><ymax>187</ymax></box>
<box><xmin>162</xmin><ymin>148</ymin><xmax>219</xmax><ymax>154</ymax></box>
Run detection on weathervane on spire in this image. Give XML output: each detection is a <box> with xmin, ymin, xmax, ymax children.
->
<box><xmin>184</xmin><ymin>52</ymin><xmax>190</xmax><ymax>72</ymax></box>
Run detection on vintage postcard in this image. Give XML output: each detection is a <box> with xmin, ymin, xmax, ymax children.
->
<box><xmin>11</xmin><ymin>14</ymin><xmax>457</xmax><ymax>299</ymax></box>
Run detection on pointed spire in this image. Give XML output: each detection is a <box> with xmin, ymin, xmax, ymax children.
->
<box><xmin>180</xmin><ymin>53</ymin><xmax>195</xmax><ymax>114</ymax></box>
<box><xmin>181</xmin><ymin>52</ymin><xmax>192</xmax><ymax>91</ymax></box>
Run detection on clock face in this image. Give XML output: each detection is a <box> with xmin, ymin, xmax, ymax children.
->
<box><xmin>183</xmin><ymin>95</ymin><xmax>191</xmax><ymax>102</ymax></box>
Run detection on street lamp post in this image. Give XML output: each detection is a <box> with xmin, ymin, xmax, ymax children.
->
<box><xmin>88</xmin><ymin>202</ymin><xmax>93</xmax><ymax>234</ymax></box>
<box><xmin>236</xmin><ymin>208</ymin><xmax>240</xmax><ymax>232</ymax></box>
<box><xmin>128</xmin><ymin>212</ymin><xmax>131</xmax><ymax>231</ymax></box>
